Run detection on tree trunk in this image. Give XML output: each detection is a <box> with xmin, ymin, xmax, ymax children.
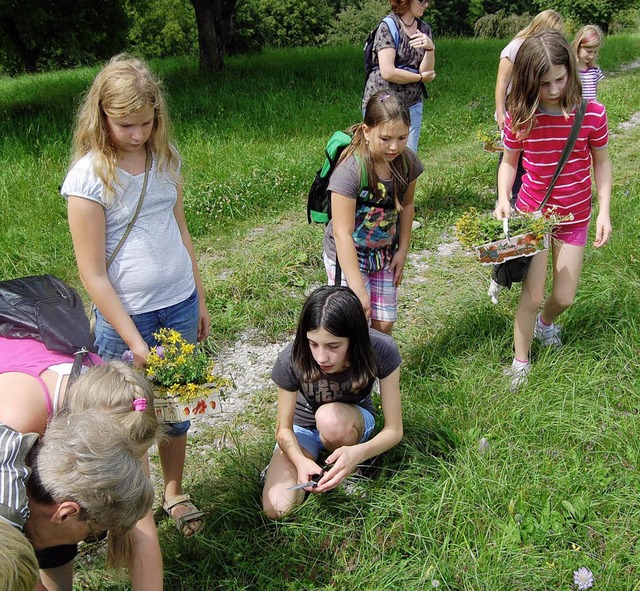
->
<box><xmin>190</xmin><ymin>0</ymin><xmax>236</xmax><ymax>74</ymax></box>
<box><xmin>0</xmin><ymin>17</ymin><xmax>40</xmax><ymax>72</ymax></box>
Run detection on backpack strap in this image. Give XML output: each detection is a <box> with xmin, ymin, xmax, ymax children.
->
<box><xmin>383</xmin><ymin>15</ymin><xmax>420</xmax><ymax>75</ymax></box>
<box><xmin>538</xmin><ymin>99</ymin><xmax>587</xmax><ymax>211</ymax></box>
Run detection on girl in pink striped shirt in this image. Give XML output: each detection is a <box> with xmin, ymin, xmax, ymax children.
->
<box><xmin>494</xmin><ymin>30</ymin><xmax>613</xmax><ymax>389</ymax></box>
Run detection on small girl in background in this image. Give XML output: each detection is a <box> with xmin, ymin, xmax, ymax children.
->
<box><xmin>495</xmin><ymin>30</ymin><xmax>612</xmax><ymax>390</ymax></box>
<box><xmin>324</xmin><ymin>90</ymin><xmax>423</xmax><ymax>335</ymax></box>
<box><xmin>61</xmin><ymin>54</ymin><xmax>209</xmax><ymax>537</ymax></box>
<box><xmin>262</xmin><ymin>286</ymin><xmax>403</xmax><ymax>519</ymax></box>
<box><xmin>573</xmin><ymin>25</ymin><xmax>605</xmax><ymax>100</ymax></box>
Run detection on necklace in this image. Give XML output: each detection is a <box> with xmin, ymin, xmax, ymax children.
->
<box><xmin>400</xmin><ymin>16</ymin><xmax>416</xmax><ymax>27</ymax></box>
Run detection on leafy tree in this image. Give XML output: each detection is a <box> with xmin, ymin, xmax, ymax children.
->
<box><xmin>0</xmin><ymin>0</ymin><xmax>127</xmax><ymax>73</ymax></box>
<box><xmin>537</xmin><ymin>0</ymin><xmax>637</xmax><ymax>31</ymax></box>
<box><xmin>125</xmin><ymin>0</ymin><xmax>198</xmax><ymax>58</ymax></box>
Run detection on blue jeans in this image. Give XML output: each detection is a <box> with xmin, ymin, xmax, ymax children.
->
<box><xmin>407</xmin><ymin>100</ymin><xmax>423</xmax><ymax>154</ymax></box>
<box><xmin>94</xmin><ymin>289</ymin><xmax>199</xmax><ymax>436</ymax></box>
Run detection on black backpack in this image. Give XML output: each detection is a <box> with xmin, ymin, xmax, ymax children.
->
<box><xmin>0</xmin><ymin>275</ymin><xmax>95</xmax><ymax>384</ymax></box>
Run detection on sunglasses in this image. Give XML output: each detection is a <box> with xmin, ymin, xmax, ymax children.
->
<box><xmin>417</xmin><ymin>0</ymin><xmax>430</xmax><ymax>5</ymax></box>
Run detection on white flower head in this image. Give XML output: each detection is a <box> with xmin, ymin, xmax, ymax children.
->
<box><xmin>573</xmin><ymin>567</ymin><xmax>594</xmax><ymax>590</ymax></box>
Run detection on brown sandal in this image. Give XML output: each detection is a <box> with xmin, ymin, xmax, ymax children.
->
<box><xmin>162</xmin><ymin>494</ymin><xmax>205</xmax><ymax>536</ymax></box>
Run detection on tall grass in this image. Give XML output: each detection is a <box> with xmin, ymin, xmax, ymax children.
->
<box><xmin>1</xmin><ymin>34</ymin><xmax>640</xmax><ymax>590</ymax></box>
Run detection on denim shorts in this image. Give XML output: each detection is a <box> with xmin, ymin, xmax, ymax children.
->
<box><xmin>94</xmin><ymin>289</ymin><xmax>199</xmax><ymax>437</ymax></box>
<box><xmin>292</xmin><ymin>405</ymin><xmax>376</xmax><ymax>459</ymax></box>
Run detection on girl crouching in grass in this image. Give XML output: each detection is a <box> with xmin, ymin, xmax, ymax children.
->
<box><xmin>262</xmin><ymin>286</ymin><xmax>403</xmax><ymax>519</ymax></box>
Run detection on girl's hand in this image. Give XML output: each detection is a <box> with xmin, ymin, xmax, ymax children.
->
<box><xmin>295</xmin><ymin>458</ymin><xmax>325</xmax><ymax>492</ymax></box>
<box><xmin>316</xmin><ymin>446</ymin><xmax>362</xmax><ymax>492</ymax></box>
<box><xmin>357</xmin><ymin>291</ymin><xmax>372</xmax><ymax>321</ymax></box>
<box><xmin>493</xmin><ymin>199</ymin><xmax>511</xmax><ymax>221</ymax></box>
<box><xmin>409</xmin><ymin>32</ymin><xmax>434</xmax><ymax>52</ymax></box>
<box><xmin>593</xmin><ymin>212</ymin><xmax>612</xmax><ymax>248</ymax></box>
<box><xmin>197</xmin><ymin>301</ymin><xmax>211</xmax><ymax>342</ymax></box>
<box><xmin>389</xmin><ymin>251</ymin><xmax>407</xmax><ymax>287</ymax></box>
<box><xmin>132</xmin><ymin>343</ymin><xmax>150</xmax><ymax>368</ymax></box>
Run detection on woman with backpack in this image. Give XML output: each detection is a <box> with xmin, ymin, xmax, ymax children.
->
<box><xmin>363</xmin><ymin>0</ymin><xmax>435</xmax><ymax>153</ymax></box>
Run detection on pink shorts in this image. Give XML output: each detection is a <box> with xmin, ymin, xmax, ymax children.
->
<box><xmin>552</xmin><ymin>221</ymin><xmax>589</xmax><ymax>247</ymax></box>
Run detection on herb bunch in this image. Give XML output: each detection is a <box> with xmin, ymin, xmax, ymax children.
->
<box><xmin>145</xmin><ymin>328</ymin><xmax>226</xmax><ymax>401</ymax></box>
<box><xmin>455</xmin><ymin>207</ymin><xmax>573</xmax><ymax>249</ymax></box>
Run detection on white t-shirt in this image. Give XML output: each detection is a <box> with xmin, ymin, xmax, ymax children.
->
<box><xmin>61</xmin><ymin>152</ymin><xmax>195</xmax><ymax>315</ymax></box>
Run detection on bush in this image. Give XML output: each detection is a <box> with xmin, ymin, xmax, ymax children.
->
<box><xmin>548</xmin><ymin>0</ymin><xmax>638</xmax><ymax>31</ymax></box>
<box><xmin>324</xmin><ymin>0</ymin><xmax>388</xmax><ymax>46</ymax></box>
<box><xmin>126</xmin><ymin>0</ymin><xmax>198</xmax><ymax>59</ymax></box>
<box><xmin>608</xmin><ymin>7</ymin><xmax>640</xmax><ymax>33</ymax></box>
<box><xmin>474</xmin><ymin>9</ymin><xmax>531</xmax><ymax>38</ymax></box>
<box><xmin>235</xmin><ymin>0</ymin><xmax>334</xmax><ymax>49</ymax></box>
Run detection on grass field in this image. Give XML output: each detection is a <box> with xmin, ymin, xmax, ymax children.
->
<box><xmin>1</xmin><ymin>34</ymin><xmax>640</xmax><ymax>590</ymax></box>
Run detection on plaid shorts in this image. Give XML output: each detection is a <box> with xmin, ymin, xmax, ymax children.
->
<box><xmin>323</xmin><ymin>252</ymin><xmax>397</xmax><ymax>322</ymax></box>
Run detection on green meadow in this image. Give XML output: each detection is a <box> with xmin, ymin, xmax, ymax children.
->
<box><xmin>1</xmin><ymin>34</ymin><xmax>640</xmax><ymax>590</ymax></box>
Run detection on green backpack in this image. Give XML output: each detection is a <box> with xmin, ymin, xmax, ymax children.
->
<box><xmin>306</xmin><ymin>131</ymin><xmax>369</xmax><ymax>224</ymax></box>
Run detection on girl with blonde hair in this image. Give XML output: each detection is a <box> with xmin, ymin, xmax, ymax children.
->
<box><xmin>495</xmin><ymin>9</ymin><xmax>565</xmax><ymax>130</ymax></box>
<box><xmin>62</xmin><ymin>53</ymin><xmax>209</xmax><ymax>538</ymax></box>
<box><xmin>572</xmin><ymin>25</ymin><xmax>605</xmax><ymax>100</ymax></box>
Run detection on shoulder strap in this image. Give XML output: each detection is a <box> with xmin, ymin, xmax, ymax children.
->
<box><xmin>382</xmin><ymin>16</ymin><xmax>400</xmax><ymax>49</ymax></box>
<box><xmin>538</xmin><ymin>99</ymin><xmax>587</xmax><ymax>211</ymax></box>
<box><xmin>105</xmin><ymin>147</ymin><xmax>151</xmax><ymax>270</ymax></box>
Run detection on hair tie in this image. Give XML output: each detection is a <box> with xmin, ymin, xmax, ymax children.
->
<box><xmin>379</xmin><ymin>93</ymin><xmax>391</xmax><ymax>102</ymax></box>
<box><xmin>133</xmin><ymin>398</ymin><xmax>147</xmax><ymax>411</ymax></box>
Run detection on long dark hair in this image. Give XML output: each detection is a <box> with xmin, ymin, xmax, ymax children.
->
<box><xmin>341</xmin><ymin>90</ymin><xmax>413</xmax><ymax>211</ymax></box>
<box><xmin>292</xmin><ymin>286</ymin><xmax>377</xmax><ymax>390</ymax></box>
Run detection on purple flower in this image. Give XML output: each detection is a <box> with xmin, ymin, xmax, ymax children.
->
<box><xmin>121</xmin><ymin>350</ymin><xmax>134</xmax><ymax>364</ymax></box>
<box><xmin>574</xmin><ymin>567</ymin><xmax>594</xmax><ymax>590</ymax></box>
<box><xmin>156</xmin><ymin>346</ymin><xmax>165</xmax><ymax>358</ymax></box>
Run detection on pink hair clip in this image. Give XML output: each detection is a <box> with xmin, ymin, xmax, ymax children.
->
<box><xmin>133</xmin><ymin>398</ymin><xmax>147</xmax><ymax>411</ymax></box>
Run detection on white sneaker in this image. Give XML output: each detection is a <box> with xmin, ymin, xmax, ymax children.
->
<box><xmin>534</xmin><ymin>314</ymin><xmax>562</xmax><ymax>347</ymax></box>
<box><xmin>504</xmin><ymin>359</ymin><xmax>530</xmax><ymax>391</ymax></box>
<box><xmin>487</xmin><ymin>278</ymin><xmax>502</xmax><ymax>305</ymax></box>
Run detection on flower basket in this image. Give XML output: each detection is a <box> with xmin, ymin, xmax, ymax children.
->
<box><xmin>455</xmin><ymin>208</ymin><xmax>572</xmax><ymax>267</ymax></box>
<box><xmin>479</xmin><ymin>130</ymin><xmax>504</xmax><ymax>153</ymax></box>
<box><xmin>123</xmin><ymin>328</ymin><xmax>230</xmax><ymax>424</ymax></box>
<box><xmin>475</xmin><ymin>232</ymin><xmax>549</xmax><ymax>265</ymax></box>
<box><xmin>153</xmin><ymin>383</ymin><xmax>223</xmax><ymax>423</ymax></box>
<box><xmin>482</xmin><ymin>139</ymin><xmax>504</xmax><ymax>153</ymax></box>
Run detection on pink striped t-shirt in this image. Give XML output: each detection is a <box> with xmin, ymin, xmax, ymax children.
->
<box><xmin>503</xmin><ymin>101</ymin><xmax>609</xmax><ymax>226</ymax></box>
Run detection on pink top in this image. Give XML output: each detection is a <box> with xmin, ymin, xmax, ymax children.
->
<box><xmin>0</xmin><ymin>337</ymin><xmax>102</xmax><ymax>416</ymax></box>
<box><xmin>503</xmin><ymin>101</ymin><xmax>608</xmax><ymax>225</ymax></box>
